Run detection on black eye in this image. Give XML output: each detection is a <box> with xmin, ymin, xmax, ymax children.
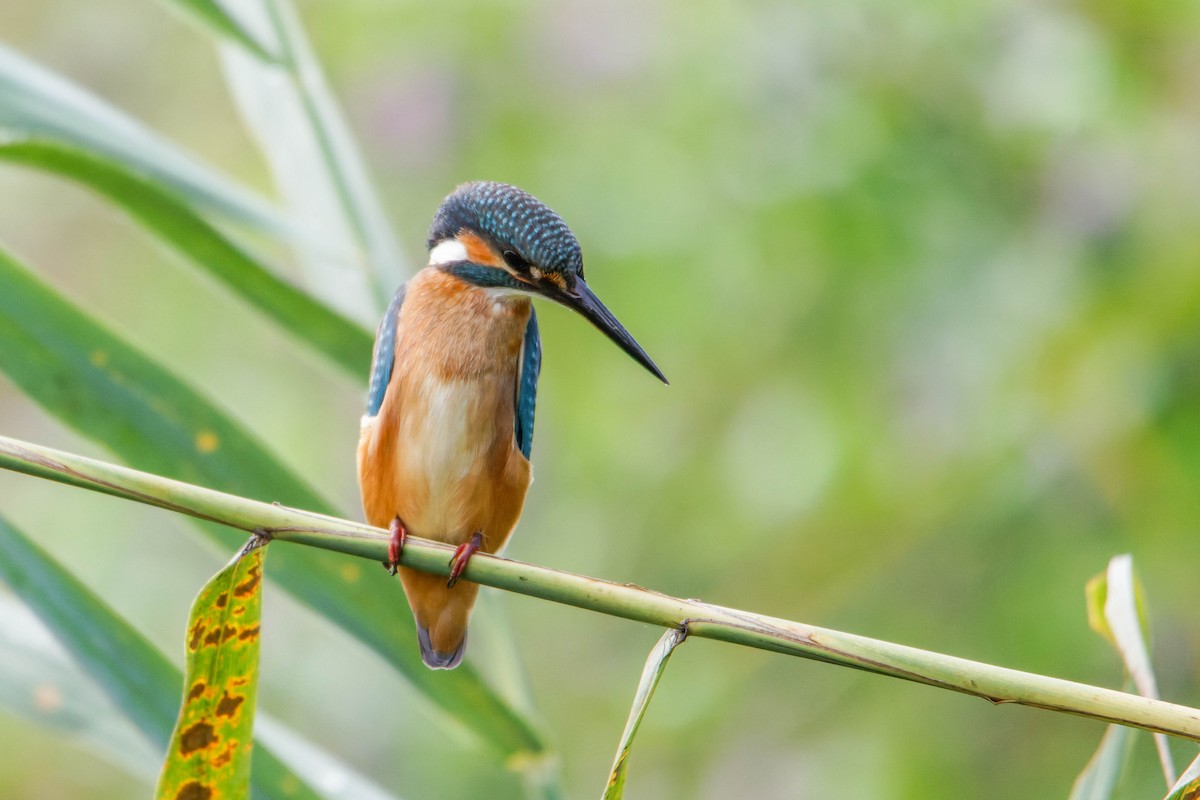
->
<box><xmin>502</xmin><ymin>250</ymin><xmax>530</xmax><ymax>272</ymax></box>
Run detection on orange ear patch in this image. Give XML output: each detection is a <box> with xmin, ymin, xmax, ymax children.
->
<box><xmin>458</xmin><ymin>231</ymin><xmax>504</xmax><ymax>267</ymax></box>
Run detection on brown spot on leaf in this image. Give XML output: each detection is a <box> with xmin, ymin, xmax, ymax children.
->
<box><xmin>188</xmin><ymin>621</ymin><xmax>206</xmax><ymax>651</ymax></box>
<box><xmin>175</xmin><ymin>781</ymin><xmax>212</xmax><ymax>800</ymax></box>
<box><xmin>238</xmin><ymin>625</ymin><xmax>260</xmax><ymax>642</ymax></box>
<box><xmin>233</xmin><ymin>565</ymin><xmax>261</xmax><ymax>598</ymax></box>
<box><xmin>214</xmin><ymin>592</ymin><xmax>228</xmax><ymax>608</ymax></box>
<box><xmin>187</xmin><ymin>681</ymin><xmax>207</xmax><ymax>701</ymax></box>
<box><xmin>179</xmin><ymin>722</ymin><xmax>217</xmax><ymax>756</ymax></box>
<box><xmin>215</xmin><ymin>691</ymin><xmax>244</xmax><ymax>718</ymax></box>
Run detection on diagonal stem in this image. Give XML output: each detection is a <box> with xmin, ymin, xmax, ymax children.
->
<box><xmin>3</xmin><ymin>432</ymin><xmax>1200</xmax><ymax>740</ymax></box>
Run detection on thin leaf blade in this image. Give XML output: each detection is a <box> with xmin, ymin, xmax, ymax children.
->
<box><xmin>1165</xmin><ymin>754</ymin><xmax>1200</xmax><ymax>800</ymax></box>
<box><xmin>0</xmin><ymin>518</ymin><xmax>180</xmax><ymax>744</ymax></box>
<box><xmin>155</xmin><ymin>540</ymin><xmax>267</xmax><ymax>799</ymax></box>
<box><xmin>1076</xmin><ymin>554</ymin><xmax>1176</xmax><ymax>797</ymax></box>
<box><xmin>256</xmin><ymin>715</ymin><xmax>405</xmax><ymax>800</ymax></box>
<box><xmin>1070</xmin><ymin>701</ymin><xmax>1135</xmax><ymax>800</ymax></box>
<box><xmin>219</xmin><ymin>0</ymin><xmax>410</xmax><ymax>319</ymax></box>
<box><xmin>0</xmin><ymin>137</ymin><xmax>373</xmax><ymax>376</ymax></box>
<box><xmin>603</xmin><ymin>628</ymin><xmax>686</xmax><ymax>800</ymax></box>
<box><xmin>0</xmin><ymin>596</ymin><xmax>161</xmax><ymax>781</ymax></box>
<box><xmin>265</xmin><ymin>0</ymin><xmax>410</xmax><ymax>296</ymax></box>
<box><xmin>158</xmin><ymin>0</ymin><xmax>279</xmax><ymax>61</ymax></box>
<box><xmin>0</xmin><ymin>42</ymin><xmax>289</xmax><ymax>238</ymax></box>
<box><xmin>1098</xmin><ymin>555</ymin><xmax>1175</xmax><ymax>783</ymax></box>
<box><xmin>220</xmin><ymin>44</ymin><xmax>378</xmax><ymax>323</ymax></box>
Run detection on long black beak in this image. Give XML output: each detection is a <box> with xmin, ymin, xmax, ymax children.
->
<box><xmin>551</xmin><ymin>278</ymin><xmax>667</xmax><ymax>384</ymax></box>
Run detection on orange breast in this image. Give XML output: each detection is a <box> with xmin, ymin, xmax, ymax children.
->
<box><xmin>357</xmin><ymin>267</ymin><xmax>533</xmax><ymax>553</ymax></box>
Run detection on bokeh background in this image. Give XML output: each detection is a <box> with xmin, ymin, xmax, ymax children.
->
<box><xmin>3</xmin><ymin>0</ymin><xmax>1200</xmax><ymax>797</ymax></box>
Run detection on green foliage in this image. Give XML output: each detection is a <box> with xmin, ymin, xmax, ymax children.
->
<box><xmin>603</xmin><ymin>629</ymin><xmax>686</xmax><ymax>800</ymax></box>
<box><xmin>0</xmin><ymin>139</ymin><xmax>373</xmax><ymax>376</ymax></box>
<box><xmin>1165</xmin><ymin>759</ymin><xmax>1200</xmax><ymax>800</ymax></box>
<box><xmin>4</xmin><ymin>0</ymin><xmax>1200</xmax><ymax>797</ymax></box>
<box><xmin>0</xmin><ymin>515</ymin><xmax>180</xmax><ymax>747</ymax></box>
<box><xmin>157</xmin><ymin>0</ymin><xmax>279</xmax><ymax>62</ymax></box>
<box><xmin>155</xmin><ymin>542</ymin><xmax>266</xmax><ymax>799</ymax></box>
<box><xmin>0</xmin><ymin>515</ymin><xmax>325</xmax><ymax>800</ymax></box>
<box><xmin>1075</xmin><ymin>556</ymin><xmax>1177</xmax><ymax>797</ymax></box>
<box><xmin>1073</xmin><ymin>724</ymin><xmax>1136</xmax><ymax>800</ymax></box>
<box><xmin>0</xmin><ymin>42</ymin><xmax>287</xmax><ymax>235</ymax></box>
<box><xmin>0</xmin><ymin>2</ymin><xmax>549</xmax><ymax>795</ymax></box>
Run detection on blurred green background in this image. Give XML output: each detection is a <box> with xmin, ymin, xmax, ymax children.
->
<box><xmin>3</xmin><ymin>0</ymin><xmax>1200</xmax><ymax>797</ymax></box>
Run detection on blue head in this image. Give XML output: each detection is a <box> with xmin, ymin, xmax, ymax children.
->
<box><xmin>428</xmin><ymin>181</ymin><xmax>666</xmax><ymax>383</ymax></box>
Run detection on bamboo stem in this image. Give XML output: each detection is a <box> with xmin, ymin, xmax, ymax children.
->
<box><xmin>3</xmin><ymin>433</ymin><xmax>1199</xmax><ymax>740</ymax></box>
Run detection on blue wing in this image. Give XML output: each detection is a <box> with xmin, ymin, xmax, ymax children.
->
<box><xmin>366</xmin><ymin>284</ymin><xmax>407</xmax><ymax>417</ymax></box>
<box><xmin>514</xmin><ymin>309</ymin><xmax>541</xmax><ymax>459</ymax></box>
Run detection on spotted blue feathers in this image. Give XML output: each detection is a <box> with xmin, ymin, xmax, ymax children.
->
<box><xmin>515</xmin><ymin>310</ymin><xmax>541</xmax><ymax>459</ymax></box>
<box><xmin>366</xmin><ymin>283</ymin><xmax>406</xmax><ymax>417</ymax></box>
<box><xmin>429</xmin><ymin>182</ymin><xmax>583</xmax><ymax>279</ymax></box>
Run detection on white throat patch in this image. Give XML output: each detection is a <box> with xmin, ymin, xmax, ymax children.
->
<box><xmin>428</xmin><ymin>238</ymin><xmax>469</xmax><ymax>265</ymax></box>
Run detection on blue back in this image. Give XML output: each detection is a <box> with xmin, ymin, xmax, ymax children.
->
<box><xmin>515</xmin><ymin>310</ymin><xmax>541</xmax><ymax>459</ymax></box>
<box><xmin>366</xmin><ymin>284</ymin><xmax>407</xmax><ymax>417</ymax></box>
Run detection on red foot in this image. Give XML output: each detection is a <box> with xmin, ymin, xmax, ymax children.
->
<box><xmin>383</xmin><ymin>517</ymin><xmax>407</xmax><ymax>575</ymax></box>
<box><xmin>447</xmin><ymin>532</ymin><xmax>483</xmax><ymax>588</ymax></box>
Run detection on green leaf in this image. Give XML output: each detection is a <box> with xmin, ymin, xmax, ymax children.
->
<box><xmin>0</xmin><ymin>244</ymin><xmax>547</xmax><ymax>761</ymax></box>
<box><xmin>1077</xmin><ymin>555</ymin><xmax>1177</xmax><ymax>797</ymax></box>
<box><xmin>1164</xmin><ymin>753</ymin><xmax>1200</xmax><ymax>800</ymax></box>
<box><xmin>156</xmin><ymin>539</ymin><xmax>267</xmax><ymax>799</ymax></box>
<box><xmin>220</xmin><ymin>0</ymin><xmax>410</xmax><ymax>316</ymax></box>
<box><xmin>0</xmin><ymin>518</ymin><xmax>181</xmax><ymax>745</ymax></box>
<box><xmin>157</xmin><ymin>0</ymin><xmax>279</xmax><ymax>62</ymax></box>
<box><xmin>1070</xmin><ymin>697</ymin><xmax>1135</xmax><ymax>800</ymax></box>
<box><xmin>0</xmin><ymin>596</ymin><xmax>160</xmax><ymax>782</ymax></box>
<box><xmin>0</xmin><ymin>551</ymin><xmax>403</xmax><ymax>799</ymax></box>
<box><xmin>0</xmin><ymin>42</ymin><xmax>292</xmax><ymax>239</ymax></box>
<box><xmin>1086</xmin><ymin>554</ymin><xmax>1175</xmax><ymax>784</ymax></box>
<box><xmin>1085</xmin><ymin>569</ymin><xmax>1112</xmax><ymax>645</ymax></box>
<box><xmin>0</xmin><ymin>137</ymin><xmax>373</xmax><ymax>376</ymax></box>
<box><xmin>0</xmin><ymin>515</ymin><xmax>322</xmax><ymax>800</ymax></box>
<box><xmin>603</xmin><ymin>628</ymin><xmax>686</xmax><ymax>800</ymax></box>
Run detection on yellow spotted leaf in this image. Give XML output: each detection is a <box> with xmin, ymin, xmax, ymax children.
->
<box><xmin>156</xmin><ymin>538</ymin><xmax>267</xmax><ymax>800</ymax></box>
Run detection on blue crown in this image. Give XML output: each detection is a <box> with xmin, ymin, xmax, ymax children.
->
<box><xmin>428</xmin><ymin>182</ymin><xmax>583</xmax><ymax>277</ymax></box>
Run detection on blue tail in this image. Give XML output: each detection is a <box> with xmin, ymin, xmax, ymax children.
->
<box><xmin>417</xmin><ymin>624</ymin><xmax>467</xmax><ymax>670</ymax></box>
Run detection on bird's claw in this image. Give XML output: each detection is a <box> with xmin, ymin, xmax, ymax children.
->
<box><xmin>447</xmin><ymin>532</ymin><xmax>483</xmax><ymax>588</ymax></box>
<box><xmin>383</xmin><ymin>517</ymin><xmax>407</xmax><ymax>576</ymax></box>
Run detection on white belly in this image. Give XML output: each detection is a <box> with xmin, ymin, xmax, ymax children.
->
<box><xmin>409</xmin><ymin>377</ymin><xmax>485</xmax><ymax>522</ymax></box>
<box><xmin>376</xmin><ymin>373</ymin><xmax>511</xmax><ymax>541</ymax></box>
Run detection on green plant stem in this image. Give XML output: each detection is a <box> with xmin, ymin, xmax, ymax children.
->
<box><xmin>3</xmin><ymin>432</ymin><xmax>1200</xmax><ymax>741</ymax></box>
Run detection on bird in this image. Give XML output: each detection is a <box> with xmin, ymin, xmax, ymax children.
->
<box><xmin>357</xmin><ymin>181</ymin><xmax>666</xmax><ymax>669</ymax></box>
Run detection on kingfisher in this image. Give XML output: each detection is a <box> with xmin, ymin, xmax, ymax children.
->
<box><xmin>357</xmin><ymin>181</ymin><xmax>666</xmax><ymax>669</ymax></box>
